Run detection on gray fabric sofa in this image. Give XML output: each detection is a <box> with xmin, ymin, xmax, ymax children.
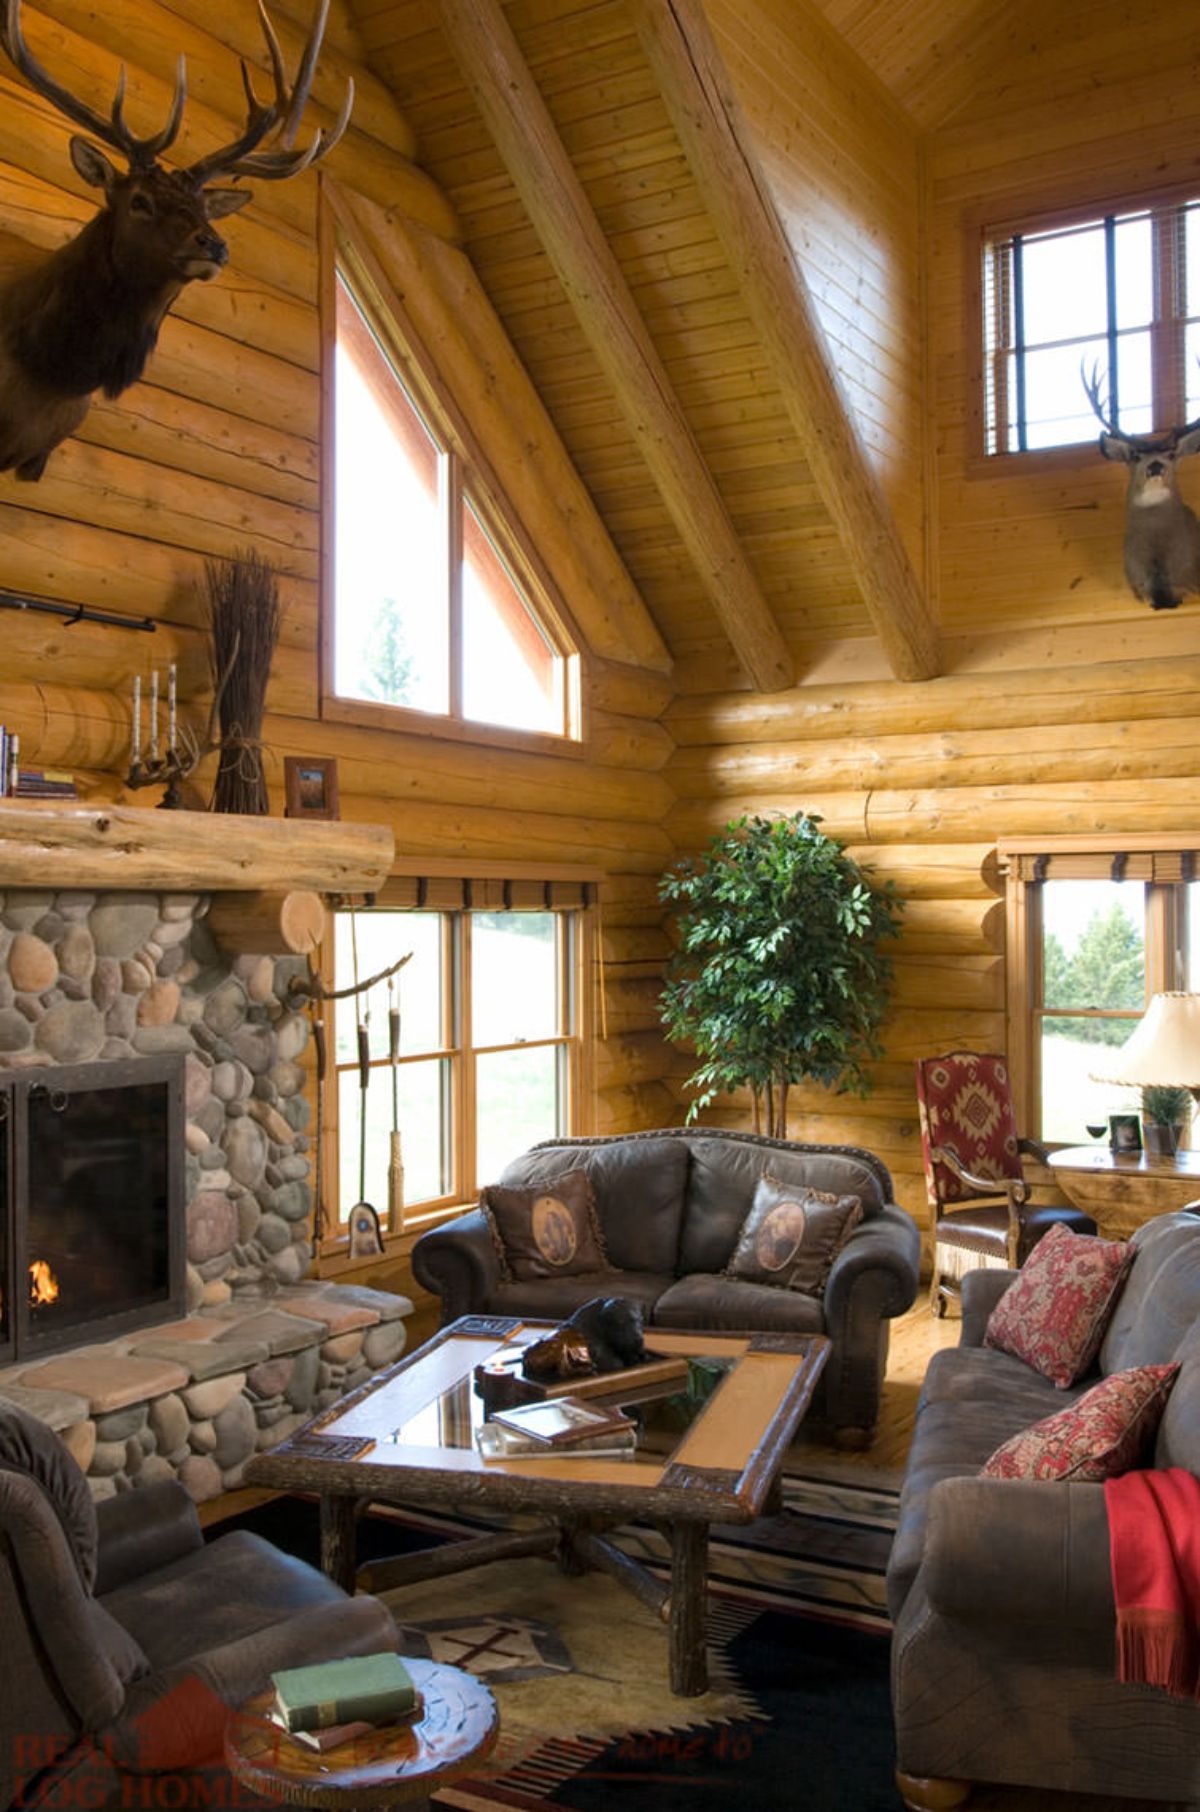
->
<box><xmin>0</xmin><ymin>1399</ymin><xmax>398</xmax><ymax>1811</ymax></box>
<box><xmin>411</xmin><ymin>1127</ymin><xmax>921</xmax><ymax>1441</ymax></box>
<box><xmin>889</xmin><ymin>1210</ymin><xmax>1200</xmax><ymax>1810</ymax></box>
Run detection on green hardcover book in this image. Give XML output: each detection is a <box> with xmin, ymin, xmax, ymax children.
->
<box><xmin>271</xmin><ymin>1653</ymin><xmax>417</xmax><ymax>1732</ymax></box>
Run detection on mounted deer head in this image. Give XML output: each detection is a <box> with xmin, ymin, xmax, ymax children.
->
<box><xmin>1083</xmin><ymin>363</ymin><xmax>1200</xmax><ymax>610</ymax></box>
<box><xmin>0</xmin><ymin>0</ymin><xmax>352</xmax><ymax>480</ymax></box>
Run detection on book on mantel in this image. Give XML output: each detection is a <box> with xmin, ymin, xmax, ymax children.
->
<box><xmin>270</xmin><ymin>1653</ymin><xmax>418</xmax><ymax>1733</ymax></box>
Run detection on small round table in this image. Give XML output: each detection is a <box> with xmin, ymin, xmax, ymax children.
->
<box><xmin>1049</xmin><ymin>1144</ymin><xmax>1200</xmax><ymax>1240</ymax></box>
<box><xmin>224</xmin><ymin>1659</ymin><xmax>499</xmax><ymax>1811</ymax></box>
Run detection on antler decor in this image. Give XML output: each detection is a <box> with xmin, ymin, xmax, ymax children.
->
<box><xmin>0</xmin><ymin>0</ymin><xmax>353</xmax><ymax>479</ymax></box>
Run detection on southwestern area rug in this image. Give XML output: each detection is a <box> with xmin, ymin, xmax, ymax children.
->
<box><xmin>231</xmin><ymin>1468</ymin><xmax>904</xmax><ymax>1811</ymax></box>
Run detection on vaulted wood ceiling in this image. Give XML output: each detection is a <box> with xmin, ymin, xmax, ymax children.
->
<box><xmin>335</xmin><ymin>0</ymin><xmax>1180</xmax><ymax>687</ymax></box>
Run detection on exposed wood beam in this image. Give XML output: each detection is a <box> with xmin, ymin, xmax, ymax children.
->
<box><xmin>631</xmin><ymin>0</ymin><xmax>939</xmax><ymax>683</ymax></box>
<box><xmin>429</xmin><ymin>0</ymin><xmax>794</xmax><ymax>695</ymax></box>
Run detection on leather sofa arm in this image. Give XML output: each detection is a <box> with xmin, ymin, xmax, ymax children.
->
<box><xmin>411</xmin><ymin>1208</ymin><xmax>503</xmax><ymax>1323</ymax></box>
<box><xmin>95</xmin><ymin>1480</ymin><xmax>203</xmax><ymax>1596</ymax></box>
<box><xmin>921</xmin><ymin>1476</ymin><xmax>1114</xmax><ymax>1628</ymax></box>
<box><xmin>823</xmin><ymin>1204</ymin><xmax>921</xmax><ymax>1326</ymax></box>
<box><xmin>959</xmin><ymin>1266</ymin><xmax>1019</xmax><ymax>1347</ymax></box>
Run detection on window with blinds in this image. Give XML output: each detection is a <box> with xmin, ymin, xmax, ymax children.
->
<box><xmin>982</xmin><ymin>199</ymin><xmax>1200</xmax><ymax>455</ymax></box>
<box><xmin>319</xmin><ymin>880</ymin><xmax>594</xmax><ymax>1235</ymax></box>
<box><xmin>1000</xmin><ymin>839</ymin><xmax>1200</xmax><ymax>1141</ymax></box>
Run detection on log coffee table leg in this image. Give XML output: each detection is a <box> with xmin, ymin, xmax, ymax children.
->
<box><xmin>668</xmin><ymin>1521</ymin><xmax>709</xmax><ymax>1697</ymax></box>
<box><xmin>320</xmin><ymin>1492</ymin><xmax>358</xmax><ymax>1592</ymax></box>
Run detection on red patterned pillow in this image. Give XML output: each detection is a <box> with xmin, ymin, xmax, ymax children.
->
<box><xmin>980</xmin><ymin>1364</ymin><xmax>1180</xmax><ymax>1481</ymax></box>
<box><xmin>984</xmin><ymin>1222</ymin><xmax>1133</xmax><ymax>1388</ymax></box>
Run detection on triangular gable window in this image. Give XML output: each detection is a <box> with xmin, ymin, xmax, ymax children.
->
<box><xmin>326</xmin><ymin>258</ymin><xmax>577</xmax><ymax>742</ymax></box>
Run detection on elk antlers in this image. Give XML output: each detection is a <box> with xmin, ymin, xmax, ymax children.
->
<box><xmin>2</xmin><ymin>0</ymin><xmax>185</xmax><ymax>171</ymax></box>
<box><xmin>0</xmin><ymin>0</ymin><xmax>352</xmax><ymax>188</ymax></box>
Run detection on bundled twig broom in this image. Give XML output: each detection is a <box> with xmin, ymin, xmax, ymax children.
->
<box><xmin>205</xmin><ymin>550</ymin><xmax>281</xmax><ymax>815</ymax></box>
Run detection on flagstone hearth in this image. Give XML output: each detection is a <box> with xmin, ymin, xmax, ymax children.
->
<box><xmin>0</xmin><ymin>1280</ymin><xmax>410</xmax><ymax>1502</ymax></box>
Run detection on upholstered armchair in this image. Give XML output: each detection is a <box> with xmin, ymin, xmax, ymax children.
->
<box><xmin>915</xmin><ymin>1051</ymin><xmax>1096</xmax><ymax>1315</ymax></box>
<box><xmin>0</xmin><ymin>1401</ymin><xmax>397</xmax><ymax>1811</ymax></box>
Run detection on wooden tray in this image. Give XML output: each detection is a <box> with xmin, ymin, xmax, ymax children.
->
<box><xmin>473</xmin><ymin>1350</ymin><xmax>689</xmax><ymax>1413</ymax></box>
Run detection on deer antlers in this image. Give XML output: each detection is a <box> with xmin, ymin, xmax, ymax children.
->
<box><xmin>1081</xmin><ymin>359</ymin><xmax>1200</xmax><ymax>449</ymax></box>
<box><xmin>1</xmin><ymin>0</ymin><xmax>352</xmax><ymax>188</ymax></box>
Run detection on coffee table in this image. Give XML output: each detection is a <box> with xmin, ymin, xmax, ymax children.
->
<box><xmin>224</xmin><ymin>1658</ymin><xmax>497</xmax><ymax>1810</ymax></box>
<box><xmin>247</xmin><ymin>1315</ymin><xmax>829</xmax><ymax>1696</ymax></box>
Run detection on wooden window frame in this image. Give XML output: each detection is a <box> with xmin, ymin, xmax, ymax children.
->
<box><xmin>965</xmin><ymin>178</ymin><xmax>1200</xmax><ymax>475</ymax></box>
<box><xmin>318</xmin><ymin>891</ymin><xmax>595</xmax><ymax>1247</ymax></box>
<box><xmin>1000</xmin><ymin>834</ymin><xmax>1196</xmax><ymax>1139</ymax></box>
<box><xmin>318</xmin><ymin>183</ymin><xmax>584</xmax><ymax>760</ymax></box>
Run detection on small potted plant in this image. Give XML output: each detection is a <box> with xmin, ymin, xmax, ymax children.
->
<box><xmin>1140</xmin><ymin>1084</ymin><xmax>1193</xmax><ymax>1157</ymax></box>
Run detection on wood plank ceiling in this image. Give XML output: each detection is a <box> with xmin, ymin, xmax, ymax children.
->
<box><xmin>339</xmin><ymin>0</ymin><xmax>1042</xmax><ymax>679</ymax></box>
<box><xmin>346</xmin><ymin>0</ymin><xmax>895</xmax><ymax>676</ymax></box>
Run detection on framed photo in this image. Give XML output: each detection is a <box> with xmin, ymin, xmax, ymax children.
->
<box><xmin>284</xmin><ymin>756</ymin><xmax>339</xmax><ymax>821</ymax></box>
<box><xmin>1108</xmin><ymin>1112</ymin><xmax>1142</xmax><ymax>1155</ymax></box>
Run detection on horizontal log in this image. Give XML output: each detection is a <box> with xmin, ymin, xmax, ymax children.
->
<box><xmin>669</xmin><ymin>778</ymin><xmax>1200</xmax><ymax>847</ymax></box>
<box><xmin>81</xmin><ymin>388</ymin><xmax>319</xmax><ymax>511</ymax></box>
<box><xmin>889</xmin><ymin>955</ymin><xmax>1004</xmax><ymax>1013</ymax></box>
<box><xmin>883</xmin><ymin>897</ymin><xmax>1005</xmax><ymax>954</ymax></box>
<box><xmin>588</xmin><ymin>709</ymin><xmax>675</xmax><ymax>772</ymax></box>
<box><xmin>601</xmin><ymin>924</ymin><xmax>671</xmax><ymax>965</ymax></box>
<box><xmin>333</xmin><ymin>790</ymin><xmax>673</xmax><ymax>876</ymax></box>
<box><xmin>665</xmin><ymin>653</ymin><xmax>1200</xmax><ymax>746</ymax></box>
<box><xmin>594</xmin><ymin>1079</ymin><xmax>679</xmax><ymax>1135</ymax></box>
<box><xmin>0</xmin><ymin>803</ymin><xmax>392</xmax><ymax>891</ymax></box>
<box><xmin>600</xmin><ymin>974</ymin><xmax>666</xmax><ymax>1035</ymax></box>
<box><xmin>589</xmin><ymin>659</ymin><xmax>675</xmax><ymax>721</ymax></box>
<box><xmin>206</xmin><ymin>890</ymin><xmax>326</xmax><ymax>956</ymax></box>
<box><xmin>843</xmin><ymin>844</ymin><xmax>1002</xmax><ymax>900</ymax></box>
<box><xmin>595</xmin><ymin>1029</ymin><xmax>674</xmax><ymax>1089</ymax></box>
<box><xmin>598</xmin><ymin>873</ymin><xmax>668</xmax><ymax>927</ymax></box>
<box><xmin>666</xmin><ymin>713</ymin><xmax>1200</xmax><ymax>796</ymax></box>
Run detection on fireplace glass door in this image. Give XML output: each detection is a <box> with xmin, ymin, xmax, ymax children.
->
<box><xmin>5</xmin><ymin>1055</ymin><xmax>185</xmax><ymax>1360</ymax></box>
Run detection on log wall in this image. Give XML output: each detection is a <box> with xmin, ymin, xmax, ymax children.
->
<box><xmin>665</xmin><ymin>15</ymin><xmax>1200</xmax><ymax>1244</ymax></box>
<box><xmin>0</xmin><ymin>2</ymin><xmax>679</xmax><ymax>1186</ymax></box>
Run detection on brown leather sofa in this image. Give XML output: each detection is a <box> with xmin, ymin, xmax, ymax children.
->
<box><xmin>888</xmin><ymin>1210</ymin><xmax>1200</xmax><ymax>1809</ymax></box>
<box><xmin>411</xmin><ymin>1127</ymin><xmax>921</xmax><ymax>1442</ymax></box>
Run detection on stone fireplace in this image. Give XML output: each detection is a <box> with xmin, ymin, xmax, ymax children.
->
<box><xmin>0</xmin><ymin>807</ymin><xmax>408</xmax><ymax>1502</ymax></box>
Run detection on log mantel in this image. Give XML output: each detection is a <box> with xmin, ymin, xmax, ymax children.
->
<box><xmin>0</xmin><ymin>803</ymin><xmax>393</xmax><ymax>894</ymax></box>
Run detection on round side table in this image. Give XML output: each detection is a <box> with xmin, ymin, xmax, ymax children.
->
<box><xmin>224</xmin><ymin>1658</ymin><xmax>499</xmax><ymax>1811</ymax></box>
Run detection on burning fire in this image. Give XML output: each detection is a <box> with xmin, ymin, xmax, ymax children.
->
<box><xmin>29</xmin><ymin>1260</ymin><xmax>60</xmax><ymax>1308</ymax></box>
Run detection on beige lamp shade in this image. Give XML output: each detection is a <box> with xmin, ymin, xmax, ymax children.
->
<box><xmin>1089</xmin><ymin>992</ymin><xmax>1200</xmax><ymax>1089</ymax></box>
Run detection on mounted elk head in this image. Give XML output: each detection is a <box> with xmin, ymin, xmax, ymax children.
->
<box><xmin>0</xmin><ymin>0</ymin><xmax>352</xmax><ymax>480</ymax></box>
<box><xmin>1083</xmin><ymin>364</ymin><xmax>1200</xmax><ymax>610</ymax></box>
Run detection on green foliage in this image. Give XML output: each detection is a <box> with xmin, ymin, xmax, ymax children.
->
<box><xmin>1044</xmin><ymin>903</ymin><xmax>1145</xmax><ymax>1046</ymax></box>
<box><xmin>361</xmin><ymin>596</ymin><xmax>414</xmax><ymax>706</ymax></box>
<box><xmin>658</xmin><ymin>813</ymin><xmax>903</xmax><ymax>1137</ymax></box>
<box><xmin>1141</xmin><ymin>1084</ymin><xmax>1193</xmax><ymax>1127</ymax></box>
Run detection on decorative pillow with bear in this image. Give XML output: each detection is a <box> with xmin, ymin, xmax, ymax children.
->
<box><xmin>724</xmin><ymin>1174</ymin><xmax>863</xmax><ymax>1296</ymax></box>
<box><xmin>481</xmin><ymin>1169</ymin><xmax>612</xmax><ymax>1281</ymax></box>
<box><xmin>980</xmin><ymin>1363</ymin><xmax>1180</xmax><ymax>1482</ymax></box>
<box><xmin>984</xmin><ymin>1222</ymin><xmax>1134</xmax><ymax>1388</ymax></box>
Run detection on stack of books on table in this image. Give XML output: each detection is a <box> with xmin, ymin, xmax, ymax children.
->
<box><xmin>268</xmin><ymin>1652</ymin><xmax>421</xmax><ymax>1752</ymax></box>
<box><xmin>476</xmin><ymin>1395</ymin><xmax>637</xmax><ymax>1462</ymax></box>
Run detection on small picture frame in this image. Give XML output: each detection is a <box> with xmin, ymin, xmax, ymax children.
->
<box><xmin>1108</xmin><ymin>1112</ymin><xmax>1143</xmax><ymax>1155</ymax></box>
<box><xmin>284</xmin><ymin>756</ymin><xmax>339</xmax><ymax>821</ymax></box>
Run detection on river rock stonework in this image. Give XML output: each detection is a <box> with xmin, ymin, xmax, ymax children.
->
<box><xmin>0</xmin><ymin>888</ymin><xmax>412</xmax><ymax>1501</ymax></box>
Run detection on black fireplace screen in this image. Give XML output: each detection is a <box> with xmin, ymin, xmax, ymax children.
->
<box><xmin>1</xmin><ymin>1055</ymin><xmax>185</xmax><ymax>1362</ymax></box>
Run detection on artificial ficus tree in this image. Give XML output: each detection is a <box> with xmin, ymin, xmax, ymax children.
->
<box><xmin>659</xmin><ymin>813</ymin><xmax>903</xmax><ymax>1139</ymax></box>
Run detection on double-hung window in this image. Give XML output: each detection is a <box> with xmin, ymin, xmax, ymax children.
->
<box><xmin>324</xmin><ymin>896</ymin><xmax>585</xmax><ymax>1230</ymax></box>
<box><xmin>324</xmin><ymin>229</ymin><xmax>579</xmax><ymax>743</ymax></box>
<box><xmin>983</xmin><ymin>196</ymin><xmax>1200</xmax><ymax>455</ymax></box>
<box><xmin>1002</xmin><ymin>838</ymin><xmax>1200</xmax><ymax>1141</ymax></box>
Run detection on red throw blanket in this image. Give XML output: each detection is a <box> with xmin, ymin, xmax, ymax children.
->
<box><xmin>1104</xmin><ymin>1467</ymin><xmax>1200</xmax><ymax>1697</ymax></box>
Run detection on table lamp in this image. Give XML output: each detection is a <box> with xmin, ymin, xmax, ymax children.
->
<box><xmin>1090</xmin><ymin>991</ymin><xmax>1200</xmax><ymax>1153</ymax></box>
